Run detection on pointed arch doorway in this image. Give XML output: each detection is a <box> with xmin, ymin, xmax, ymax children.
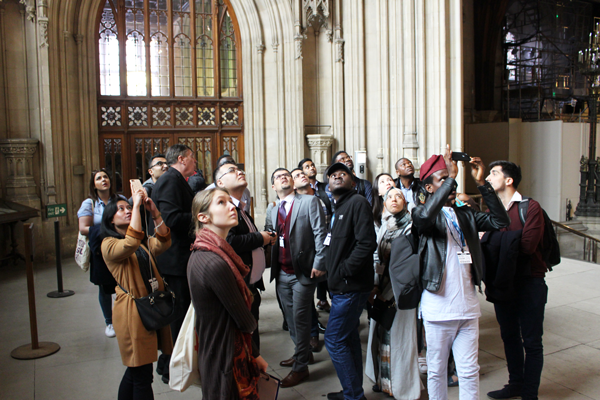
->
<box><xmin>95</xmin><ymin>0</ymin><xmax>243</xmax><ymax>195</ymax></box>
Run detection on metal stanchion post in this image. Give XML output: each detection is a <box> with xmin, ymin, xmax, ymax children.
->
<box><xmin>47</xmin><ymin>220</ymin><xmax>75</xmax><ymax>298</ymax></box>
<box><xmin>11</xmin><ymin>223</ymin><xmax>61</xmax><ymax>360</ymax></box>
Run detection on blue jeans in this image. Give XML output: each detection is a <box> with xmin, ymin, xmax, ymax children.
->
<box><xmin>494</xmin><ymin>277</ymin><xmax>548</xmax><ymax>400</ymax></box>
<box><xmin>325</xmin><ymin>291</ymin><xmax>370</xmax><ymax>400</ymax></box>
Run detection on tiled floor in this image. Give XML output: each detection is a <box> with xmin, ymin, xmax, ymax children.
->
<box><xmin>1</xmin><ymin>256</ymin><xmax>599</xmax><ymax>399</ymax></box>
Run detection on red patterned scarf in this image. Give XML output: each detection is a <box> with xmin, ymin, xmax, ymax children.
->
<box><xmin>191</xmin><ymin>228</ymin><xmax>259</xmax><ymax>398</ymax></box>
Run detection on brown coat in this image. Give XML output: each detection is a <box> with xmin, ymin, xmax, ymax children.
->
<box><xmin>102</xmin><ymin>226</ymin><xmax>173</xmax><ymax>367</ymax></box>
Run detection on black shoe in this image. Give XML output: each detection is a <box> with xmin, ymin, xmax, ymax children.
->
<box><xmin>372</xmin><ymin>384</ymin><xmax>382</xmax><ymax>392</ymax></box>
<box><xmin>327</xmin><ymin>391</ymin><xmax>344</xmax><ymax>400</ymax></box>
<box><xmin>318</xmin><ymin>321</ymin><xmax>326</xmax><ymax>334</ymax></box>
<box><xmin>487</xmin><ymin>385</ymin><xmax>522</xmax><ymax>399</ymax></box>
<box><xmin>283</xmin><ymin>321</ymin><xmax>289</xmax><ymax>331</ymax></box>
<box><xmin>156</xmin><ymin>354</ymin><xmax>170</xmax><ymax>375</ymax></box>
<box><xmin>161</xmin><ymin>372</ymin><xmax>169</xmax><ymax>384</ymax></box>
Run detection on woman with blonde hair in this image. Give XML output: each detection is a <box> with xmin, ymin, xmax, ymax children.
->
<box><xmin>188</xmin><ymin>188</ymin><xmax>268</xmax><ymax>399</ymax></box>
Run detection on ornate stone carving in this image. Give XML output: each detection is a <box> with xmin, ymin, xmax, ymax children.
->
<box><xmin>256</xmin><ymin>43</ymin><xmax>266</xmax><ymax>54</ymax></box>
<box><xmin>335</xmin><ymin>37</ymin><xmax>345</xmax><ymax>63</ymax></box>
<box><xmin>304</xmin><ymin>0</ymin><xmax>329</xmax><ymax>30</ymax></box>
<box><xmin>306</xmin><ymin>134</ymin><xmax>334</xmax><ymax>174</ymax></box>
<box><xmin>294</xmin><ymin>33</ymin><xmax>306</xmax><ymax>60</ymax></box>
<box><xmin>38</xmin><ymin>19</ymin><xmax>48</xmax><ymax>47</ymax></box>
<box><xmin>0</xmin><ymin>139</ymin><xmax>40</xmax><ymax>205</ymax></box>
<box><xmin>326</xmin><ymin>29</ymin><xmax>333</xmax><ymax>43</ymax></box>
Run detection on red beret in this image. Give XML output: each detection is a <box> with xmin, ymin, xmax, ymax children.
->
<box><xmin>420</xmin><ymin>155</ymin><xmax>447</xmax><ymax>181</ymax></box>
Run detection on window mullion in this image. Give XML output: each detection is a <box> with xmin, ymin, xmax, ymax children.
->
<box><xmin>190</xmin><ymin>0</ymin><xmax>197</xmax><ymax>98</ymax></box>
<box><xmin>144</xmin><ymin>0</ymin><xmax>151</xmax><ymax>97</ymax></box>
<box><xmin>214</xmin><ymin>0</ymin><xmax>221</xmax><ymax>99</ymax></box>
<box><xmin>168</xmin><ymin>0</ymin><xmax>175</xmax><ymax>98</ymax></box>
<box><xmin>118</xmin><ymin>0</ymin><xmax>128</xmax><ymax>96</ymax></box>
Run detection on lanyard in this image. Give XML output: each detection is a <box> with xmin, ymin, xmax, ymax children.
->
<box><xmin>330</xmin><ymin>212</ymin><xmax>335</xmax><ymax>229</ymax></box>
<box><xmin>442</xmin><ymin>208</ymin><xmax>465</xmax><ymax>249</ymax></box>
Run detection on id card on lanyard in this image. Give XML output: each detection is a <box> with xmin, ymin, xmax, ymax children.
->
<box><xmin>442</xmin><ymin>208</ymin><xmax>472</xmax><ymax>264</ymax></box>
<box><xmin>324</xmin><ymin>212</ymin><xmax>335</xmax><ymax>246</ymax></box>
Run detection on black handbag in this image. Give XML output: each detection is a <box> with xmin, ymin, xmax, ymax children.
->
<box><xmin>118</xmin><ymin>246</ymin><xmax>178</xmax><ymax>332</ymax></box>
<box><xmin>368</xmin><ymin>296</ymin><xmax>397</xmax><ymax>331</ymax></box>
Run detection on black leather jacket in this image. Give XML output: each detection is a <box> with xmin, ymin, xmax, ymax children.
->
<box><xmin>412</xmin><ymin>178</ymin><xmax>510</xmax><ymax>293</ymax></box>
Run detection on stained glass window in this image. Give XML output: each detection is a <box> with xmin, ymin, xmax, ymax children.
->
<box><xmin>97</xmin><ymin>0</ymin><xmax>239</xmax><ymax>99</ymax></box>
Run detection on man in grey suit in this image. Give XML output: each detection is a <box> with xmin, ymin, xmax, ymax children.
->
<box><xmin>266</xmin><ymin>167</ymin><xmax>328</xmax><ymax>388</ymax></box>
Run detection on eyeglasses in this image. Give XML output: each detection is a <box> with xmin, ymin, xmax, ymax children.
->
<box><xmin>292</xmin><ymin>172</ymin><xmax>306</xmax><ymax>180</ymax></box>
<box><xmin>273</xmin><ymin>172</ymin><xmax>291</xmax><ymax>181</ymax></box>
<box><xmin>217</xmin><ymin>167</ymin><xmax>246</xmax><ymax>181</ymax></box>
<box><xmin>150</xmin><ymin>161</ymin><xmax>167</xmax><ymax>168</ymax></box>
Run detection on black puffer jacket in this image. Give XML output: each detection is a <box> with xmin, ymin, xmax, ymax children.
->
<box><xmin>326</xmin><ymin>190</ymin><xmax>377</xmax><ymax>294</ymax></box>
<box><xmin>412</xmin><ymin>178</ymin><xmax>510</xmax><ymax>293</ymax></box>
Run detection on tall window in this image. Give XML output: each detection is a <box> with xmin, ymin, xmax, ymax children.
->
<box><xmin>97</xmin><ymin>0</ymin><xmax>243</xmax><ymax>194</ymax></box>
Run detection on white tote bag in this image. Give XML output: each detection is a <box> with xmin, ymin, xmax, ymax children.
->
<box><xmin>74</xmin><ymin>232</ymin><xmax>91</xmax><ymax>272</ymax></box>
<box><xmin>169</xmin><ymin>304</ymin><xmax>201</xmax><ymax>392</ymax></box>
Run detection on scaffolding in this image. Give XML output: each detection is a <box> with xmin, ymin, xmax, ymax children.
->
<box><xmin>503</xmin><ymin>0</ymin><xmax>594</xmax><ymax>121</ymax></box>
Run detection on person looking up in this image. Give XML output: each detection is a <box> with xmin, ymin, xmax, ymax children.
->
<box><xmin>412</xmin><ymin>146</ymin><xmax>510</xmax><ymax>400</ymax></box>
<box><xmin>331</xmin><ymin>150</ymin><xmax>373</xmax><ymax>206</ymax></box>
<box><xmin>188</xmin><ymin>188</ymin><xmax>268</xmax><ymax>399</ymax></box>
<box><xmin>215</xmin><ymin>161</ymin><xmax>276</xmax><ymax>350</ymax></box>
<box><xmin>323</xmin><ymin>162</ymin><xmax>377</xmax><ymax>400</ymax></box>
<box><xmin>394</xmin><ymin>157</ymin><xmax>419</xmax><ymax>210</ymax></box>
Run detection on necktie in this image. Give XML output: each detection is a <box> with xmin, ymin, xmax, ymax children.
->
<box><xmin>279</xmin><ymin>200</ymin><xmax>287</xmax><ymax>221</ymax></box>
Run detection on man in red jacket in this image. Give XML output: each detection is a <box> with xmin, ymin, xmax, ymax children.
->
<box><xmin>485</xmin><ymin>160</ymin><xmax>548</xmax><ymax>400</ymax></box>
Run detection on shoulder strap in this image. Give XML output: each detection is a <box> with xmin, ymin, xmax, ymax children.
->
<box><xmin>518</xmin><ymin>196</ymin><xmax>530</xmax><ymax>226</ymax></box>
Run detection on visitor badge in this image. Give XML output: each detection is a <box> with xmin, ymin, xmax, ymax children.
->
<box><xmin>149</xmin><ymin>277</ymin><xmax>159</xmax><ymax>292</ymax></box>
<box><xmin>279</xmin><ymin>236</ymin><xmax>285</xmax><ymax>248</ymax></box>
<box><xmin>323</xmin><ymin>232</ymin><xmax>332</xmax><ymax>246</ymax></box>
<box><xmin>457</xmin><ymin>251</ymin><xmax>472</xmax><ymax>264</ymax></box>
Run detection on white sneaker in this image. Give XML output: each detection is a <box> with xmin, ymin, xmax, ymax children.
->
<box><xmin>105</xmin><ymin>324</ymin><xmax>116</xmax><ymax>338</ymax></box>
<box><xmin>418</xmin><ymin>357</ymin><xmax>427</xmax><ymax>374</ymax></box>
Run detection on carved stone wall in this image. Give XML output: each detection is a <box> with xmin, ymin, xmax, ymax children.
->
<box><xmin>6</xmin><ymin>0</ymin><xmax>469</xmax><ymax>258</ymax></box>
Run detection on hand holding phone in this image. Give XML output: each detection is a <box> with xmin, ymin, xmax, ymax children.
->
<box><xmin>451</xmin><ymin>152</ymin><xmax>470</xmax><ymax>162</ymax></box>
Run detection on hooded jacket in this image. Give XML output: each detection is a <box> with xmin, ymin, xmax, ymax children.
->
<box><xmin>412</xmin><ymin>178</ymin><xmax>510</xmax><ymax>293</ymax></box>
<box><xmin>325</xmin><ymin>190</ymin><xmax>377</xmax><ymax>294</ymax></box>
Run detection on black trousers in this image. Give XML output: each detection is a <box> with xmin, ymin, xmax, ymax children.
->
<box><xmin>494</xmin><ymin>277</ymin><xmax>548</xmax><ymax>400</ymax></box>
<box><xmin>250</xmin><ymin>285</ymin><xmax>261</xmax><ymax>351</ymax></box>
<box><xmin>118</xmin><ymin>364</ymin><xmax>153</xmax><ymax>400</ymax></box>
<box><xmin>163</xmin><ymin>274</ymin><xmax>191</xmax><ymax>345</ymax></box>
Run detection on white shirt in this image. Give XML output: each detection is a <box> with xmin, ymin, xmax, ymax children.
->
<box><xmin>278</xmin><ymin>192</ymin><xmax>296</xmax><ymax>216</ymax></box>
<box><xmin>420</xmin><ymin>207</ymin><xmax>481</xmax><ymax>321</ymax></box>
<box><xmin>505</xmin><ymin>191</ymin><xmax>522</xmax><ymax>211</ymax></box>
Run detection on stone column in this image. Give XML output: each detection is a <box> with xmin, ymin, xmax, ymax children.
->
<box><xmin>306</xmin><ymin>134</ymin><xmax>334</xmax><ymax>174</ymax></box>
<box><xmin>0</xmin><ymin>139</ymin><xmax>40</xmax><ymax>208</ymax></box>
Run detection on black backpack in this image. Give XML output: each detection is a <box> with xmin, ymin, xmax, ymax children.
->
<box><xmin>518</xmin><ymin>197</ymin><xmax>561</xmax><ymax>270</ymax></box>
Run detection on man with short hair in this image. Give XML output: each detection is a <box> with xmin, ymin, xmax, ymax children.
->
<box><xmin>394</xmin><ymin>157</ymin><xmax>419</xmax><ymax>211</ymax></box>
<box><xmin>151</xmin><ymin>144</ymin><xmax>197</xmax><ymax>383</ymax></box>
<box><xmin>266</xmin><ymin>168</ymin><xmax>327</xmax><ymax>388</ymax></box>
<box><xmin>412</xmin><ymin>146</ymin><xmax>510</xmax><ymax>400</ymax></box>
<box><xmin>484</xmin><ymin>161</ymin><xmax>548</xmax><ymax>400</ymax></box>
<box><xmin>331</xmin><ymin>150</ymin><xmax>373</xmax><ymax>206</ymax></box>
<box><xmin>206</xmin><ymin>154</ymin><xmax>251</xmax><ymax>213</ymax></box>
<box><xmin>215</xmin><ymin>161</ymin><xmax>276</xmax><ymax>349</ymax></box>
<box><xmin>298</xmin><ymin>158</ymin><xmax>332</xmax><ymax>216</ymax></box>
<box><xmin>142</xmin><ymin>154</ymin><xmax>168</xmax><ymax>236</ymax></box>
<box><xmin>323</xmin><ymin>162</ymin><xmax>377</xmax><ymax>400</ymax></box>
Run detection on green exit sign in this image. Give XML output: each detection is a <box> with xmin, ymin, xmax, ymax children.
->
<box><xmin>47</xmin><ymin>204</ymin><xmax>67</xmax><ymax>218</ymax></box>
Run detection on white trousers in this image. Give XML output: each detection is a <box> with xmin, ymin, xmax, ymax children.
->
<box><xmin>424</xmin><ymin>318</ymin><xmax>480</xmax><ymax>400</ymax></box>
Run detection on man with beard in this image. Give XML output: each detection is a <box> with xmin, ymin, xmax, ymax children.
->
<box><xmin>394</xmin><ymin>157</ymin><xmax>419</xmax><ymax>211</ymax></box>
<box><xmin>323</xmin><ymin>162</ymin><xmax>377</xmax><ymax>400</ymax></box>
<box><xmin>331</xmin><ymin>151</ymin><xmax>373</xmax><ymax>206</ymax></box>
<box><xmin>412</xmin><ymin>146</ymin><xmax>510</xmax><ymax>399</ymax></box>
<box><xmin>299</xmin><ymin>157</ymin><xmax>332</xmax><ymax>216</ymax></box>
<box><xmin>267</xmin><ymin>168</ymin><xmax>327</xmax><ymax>388</ymax></box>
